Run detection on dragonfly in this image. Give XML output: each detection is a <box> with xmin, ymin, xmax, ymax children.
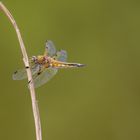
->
<box><xmin>13</xmin><ymin>40</ymin><xmax>85</xmax><ymax>88</ymax></box>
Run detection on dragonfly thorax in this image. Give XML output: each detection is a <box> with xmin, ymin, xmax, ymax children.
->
<box><xmin>36</xmin><ymin>55</ymin><xmax>47</xmax><ymax>64</ymax></box>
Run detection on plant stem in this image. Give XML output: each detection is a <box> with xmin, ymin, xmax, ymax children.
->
<box><xmin>0</xmin><ymin>2</ymin><xmax>42</xmax><ymax>140</ymax></box>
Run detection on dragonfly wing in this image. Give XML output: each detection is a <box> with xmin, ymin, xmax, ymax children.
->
<box><xmin>12</xmin><ymin>64</ymin><xmax>40</xmax><ymax>80</ymax></box>
<box><xmin>13</xmin><ymin>68</ymin><xmax>27</xmax><ymax>80</ymax></box>
<box><xmin>33</xmin><ymin>68</ymin><xmax>58</xmax><ymax>88</ymax></box>
<box><xmin>55</xmin><ymin>50</ymin><xmax>67</xmax><ymax>62</ymax></box>
<box><xmin>45</xmin><ymin>40</ymin><xmax>56</xmax><ymax>56</ymax></box>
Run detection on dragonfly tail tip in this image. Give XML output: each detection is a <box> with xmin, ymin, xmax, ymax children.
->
<box><xmin>77</xmin><ymin>63</ymin><xmax>86</xmax><ymax>67</ymax></box>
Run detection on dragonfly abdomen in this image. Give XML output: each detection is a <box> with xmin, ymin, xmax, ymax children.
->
<box><xmin>51</xmin><ymin>60</ymin><xmax>85</xmax><ymax>68</ymax></box>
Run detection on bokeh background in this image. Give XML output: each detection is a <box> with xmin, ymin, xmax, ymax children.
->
<box><xmin>0</xmin><ymin>0</ymin><xmax>140</xmax><ymax>140</ymax></box>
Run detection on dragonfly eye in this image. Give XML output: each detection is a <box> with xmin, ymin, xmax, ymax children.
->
<box><xmin>31</xmin><ymin>56</ymin><xmax>37</xmax><ymax>62</ymax></box>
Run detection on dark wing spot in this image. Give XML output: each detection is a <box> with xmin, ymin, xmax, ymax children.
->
<box><xmin>14</xmin><ymin>71</ymin><xmax>18</xmax><ymax>74</ymax></box>
<box><xmin>37</xmin><ymin>72</ymin><xmax>41</xmax><ymax>75</ymax></box>
<box><xmin>25</xmin><ymin>66</ymin><xmax>29</xmax><ymax>69</ymax></box>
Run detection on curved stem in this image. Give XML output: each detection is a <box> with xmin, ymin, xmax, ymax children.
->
<box><xmin>0</xmin><ymin>2</ymin><xmax>42</xmax><ymax>140</ymax></box>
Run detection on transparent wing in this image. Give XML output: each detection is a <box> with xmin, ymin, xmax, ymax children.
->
<box><xmin>12</xmin><ymin>64</ymin><xmax>40</xmax><ymax>80</ymax></box>
<box><xmin>33</xmin><ymin>68</ymin><xmax>58</xmax><ymax>88</ymax></box>
<box><xmin>55</xmin><ymin>50</ymin><xmax>67</xmax><ymax>62</ymax></box>
<box><xmin>45</xmin><ymin>40</ymin><xmax>56</xmax><ymax>56</ymax></box>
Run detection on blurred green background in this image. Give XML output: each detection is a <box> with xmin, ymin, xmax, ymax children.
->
<box><xmin>0</xmin><ymin>0</ymin><xmax>140</xmax><ymax>140</ymax></box>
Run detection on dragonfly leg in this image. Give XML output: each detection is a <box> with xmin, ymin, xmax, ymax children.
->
<box><xmin>32</xmin><ymin>65</ymin><xmax>45</xmax><ymax>80</ymax></box>
<box><xmin>37</xmin><ymin>65</ymin><xmax>43</xmax><ymax>75</ymax></box>
<box><xmin>28</xmin><ymin>80</ymin><xmax>32</xmax><ymax>84</ymax></box>
<box><xmin>28</xmin><ymin>65</ymin><xmax>43</xmax><ymax>85</ymax></box>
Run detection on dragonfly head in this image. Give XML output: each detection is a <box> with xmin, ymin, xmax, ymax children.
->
<box><xmin>31</xmin><ymin>56</ymin><xmax>37</xmax><ymax>63</ymax></box>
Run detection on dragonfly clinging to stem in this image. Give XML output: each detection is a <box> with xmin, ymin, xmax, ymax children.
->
<box><xmin>13</xmin><ymin>40</ymin><xmax>85</xmax><ymax>88</ymax></box>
